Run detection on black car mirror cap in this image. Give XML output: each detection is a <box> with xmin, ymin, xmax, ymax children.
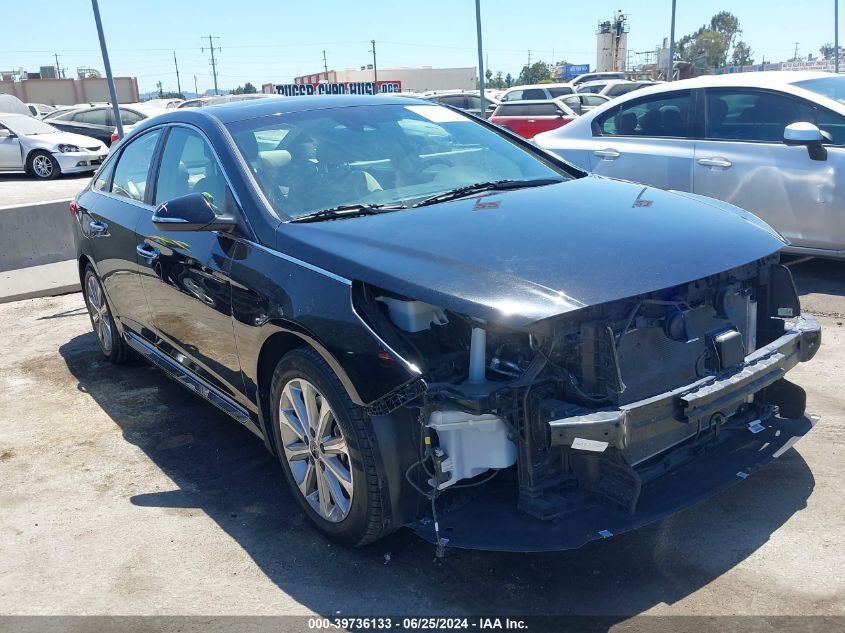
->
<box><xmin>783</xmin><ymin>121</ymin><xmax>828</xmax><ymax>161</ymax></box>
<box><xmin>152</xmin><ymin>192</ymin><xmax>237</xmax><ymax>232</ymax></box>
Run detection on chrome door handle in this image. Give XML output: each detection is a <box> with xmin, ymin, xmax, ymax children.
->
<box><xmin>697</xmin><ymin>157</ymin><xmax>732</xmax><ymax>168</ymax></box>
<box><xmin>594</xmin><ymin>148</ymin><xmax>621</xmax><ymax>160</ymax></box>
<box><xmin>89</xmin><ymin>220</ymin><xmax>108</xmax><ymax>236</ymax></box>
<box><xmin>136</xmin><ymin>244</ymin><xmax>160</xmax><ymax>261</ymax></box>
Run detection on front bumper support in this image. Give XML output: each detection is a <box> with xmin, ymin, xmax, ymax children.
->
<box><xmin>548</xmin><ymin>313</ymin><xmax>820</xmax><ymax>465</ymax></box>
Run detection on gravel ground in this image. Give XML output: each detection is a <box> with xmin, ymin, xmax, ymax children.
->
<box><xmin>0</xmin><ymin>258</ymin><xmax>842</xmax><ymax>622</ymax></box>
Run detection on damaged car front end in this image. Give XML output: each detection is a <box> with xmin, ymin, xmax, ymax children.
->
<box><xmin>331</xmin><ymin>199</ymin><xmax>821</xmax><ymax>552</ymax></box>
<box><xmin>352</xmin><ymin>258</ymin><xmax>819</xmax><ymax>551</ymax></box>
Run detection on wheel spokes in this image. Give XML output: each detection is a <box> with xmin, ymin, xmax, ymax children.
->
<box><xmin>322</xmin><ymin>455</ymin><xmax>353</xmax><ymax>496</ymax></box>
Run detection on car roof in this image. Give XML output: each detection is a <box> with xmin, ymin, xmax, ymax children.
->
<box><xmin>168</xmin><ymin>94</ymin><xmax>432</xmax><ymax>124</ymax></box>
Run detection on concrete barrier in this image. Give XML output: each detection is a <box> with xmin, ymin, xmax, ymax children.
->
<box><xmin>0</xmin><ymin>199</ymin><xmax>75</xmax><ymax>272</ymax></box>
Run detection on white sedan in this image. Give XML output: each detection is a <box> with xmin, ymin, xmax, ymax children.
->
<box><xmin>0</xmin><ymin>113</ymin><xmax>108</xmax><ymax>179</ymax></box>
<box><xmin>535</xmin><ymin>71</ymin><xmax>845</xmax><ymax>260</ymax></box>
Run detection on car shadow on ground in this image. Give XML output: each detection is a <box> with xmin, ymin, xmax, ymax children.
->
<box><xmin>0</xmin><ymin>172</ymin><xmax>91</xmax><ymax>182</ymax></box>
<box><xmin>789</xmin><ymin>257</ymin><xmax>845</xmax><ymax>304</ymax></box>
<box><xmin>59</xmin><ymin>331</ymin><xmax>815</xmax><ymax>618</ymax></box>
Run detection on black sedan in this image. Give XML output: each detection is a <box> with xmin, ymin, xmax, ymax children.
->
<box><xmin>72</xmin><ymin>95</ymin><xmax>820</xmax><ymax>551</ymax></box>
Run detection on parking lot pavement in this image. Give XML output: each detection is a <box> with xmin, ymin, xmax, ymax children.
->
<box><xmin>0</xmin><ymin>173</ymin><xmax>90</xmax><ymax>209</ymax></box>
<box><xmin>0</xmin><ymin>262</ymin><xmax>842</xmax><ymax>619</ymax></box>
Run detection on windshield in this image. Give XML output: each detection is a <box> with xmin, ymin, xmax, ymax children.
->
<box><xmin>0</xmin><ymin>116</ymin><xmax>59</xmax><ymax>136</ymax></box>
<box><xmin>793</xmin><ymin>76</ymin><xmax>845</xmax><ymax>104</ymax></box>
<box><xmin>227</xmin><ymin>103</ymin><xmax>574</xmax><ymax>220</ymax></box>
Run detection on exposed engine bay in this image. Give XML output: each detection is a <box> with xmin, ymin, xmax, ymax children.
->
<box><xmin>352</xmin><ymin>255</ymin><xmax>821</xmax><ymax>550</ymax></box>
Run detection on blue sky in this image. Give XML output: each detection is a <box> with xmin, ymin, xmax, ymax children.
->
<box><xmin>1</xmin><ymin>0</ymin><xmax>839</xmax><ymax>94</ymax></box>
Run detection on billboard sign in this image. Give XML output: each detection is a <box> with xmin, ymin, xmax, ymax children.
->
<box><xmin>550</xmin><ymin>63</ymin><xmax>590</xmax><ymax>80</ymax></box>
<box><xmin>273</xmin><ymin>81</ymin><xmax>402</xmax><ymax>96</ymax></box>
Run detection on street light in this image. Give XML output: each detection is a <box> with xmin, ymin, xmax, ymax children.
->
<box><xmin>90</xmin><ymin>0</ymin><xmax>123</xmax><ymax>139</ymax></box>
<box><xmin>836</xmin><ymin>0</ymin><xmax>840</xmax><ymax>74</ymax></box>
<box><xmin>668</xmin><ymin>0</ymin><xmax>677</xmax><ymax>81</ymax></box>
<box><xmin>475</xmin><ymin>0</ymin><xmax>486</xmax><ymax>115</ymax></box>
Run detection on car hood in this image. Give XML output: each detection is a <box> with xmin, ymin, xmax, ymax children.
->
<box><xmin>21</xmin><ymin>131</ymin><xmax>105</xmax><ymax>151</ymax></box>
<box><xmin>276</xmin><ymin>176</ymin><xmax>786</xmax><ymax>328</ymax></box>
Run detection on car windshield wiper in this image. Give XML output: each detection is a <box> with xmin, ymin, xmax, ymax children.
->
<box><xmin>289</xmin><ymin>202</ymin><xmax>408</xmax><ymax>224</ymax></box>
<box><xmin>412</xmin><ymin>178</ymin><xmax>563</xmax><ymax>208</ymax></box>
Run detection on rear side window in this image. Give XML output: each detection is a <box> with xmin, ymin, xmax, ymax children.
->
<box><xmin>74</xmin><ymin>109</ymin><xmax>109</xmax><ymax>125</ymax></box>
<box><xmin>703</xmin><ymin>89</ymin><xmax>824</xmax><ymax>143</ymax></box>
<box><xmin>92</xmin><ymin>160</ymin><xmax>115</xmax><ymax>192</ymax></box>
<box><xmin>120</xmin><ymin>110</ymin><xmax>144</xmax><ymax>125</ymax></box>
<box><xmin>596</xmin><ymin>91</ymin><xmax>692</xmax><ymax>138</ymax></box>
<box><xmin>110</xmin><ymin>129</ymin><xmax>162</xmax><ymax>203</ymax></box>
<box><xmin>502</xmin><ymin>90</ymin><xmax>523</xmax><ymax>102</ymax></box>
<box><xmin>548</xmin><ymin>86</ymin><xmax>574</xmax><ymax>97</ymax></box>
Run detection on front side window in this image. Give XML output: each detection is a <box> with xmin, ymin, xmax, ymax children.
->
<box><xmin>703</xmin><ymin>88</ymin><xmax>845</xmax><ymax>144</ymax></box>
<box><xmin>155</xmin><ymin>127</ymin><xmax>228</xmax><ymax>207</ymax></box>
<box><xmin>228</xmin><ymin>103</ymin><xmax>572</xmax><ymax>220</ymax></box>
<box><xmin>596</xmin><ymin>91</ymin><xmax>692</xmax><ymax>138</ymax></box>
<box><xmin>548</xmin><ymin>86</ymin><xmax>573</xmax><ymax>97</ymax></box>
<box><xmin>522</xmin><ymin>88</ymin><xmax>547</xmax><ymax>100</ymax></box>
<box><xmin>110</xmin><ymin>129</ymin><xmax>162</xmax><ymax>202</ymax></box>
<box><xmin>703</xmin><ymin>89</ymin><xmax>817</xmax><ymax>142</ymax></box>
<box><xmin>502</xmin><ymin>90</ymin><xmax>523</xmax><ymax>102</ymax></box>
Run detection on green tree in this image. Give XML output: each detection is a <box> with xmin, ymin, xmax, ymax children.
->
<box><xmin>517</xmin><ymin>61</ymin><xmax>551</xmax><ymax>84</ymax></box>
<box><xmin>819</xmin><ymin>42</ymin><xmax>841</xmax><ymax>60</ymax></box>
<box><xmin>731</xmin><ymin>41</ymin><xmax>754</xmax><ymax>66</ymax></box>
<box><xmin>675</xmin><ymin>11</ymin><xmax>742</xmax><ymax>71</ymax></box>
<box><xmin>232</xmin><ymin>82</ymin><xmax>257</xmax><ymax>95</ymax></box>
<box><xmin>504</xmin><ymin>72</ymin><xmax>514</xmax><ymax>87</ymax></box>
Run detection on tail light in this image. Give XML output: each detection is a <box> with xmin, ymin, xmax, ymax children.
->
<box><xmin>110</xmin><ymin>130</ymin><xmax>119</xmax><ymax>144</ymax></box>
<box><xmin>69</xmin><ymin>201</ymin><xmax>79</xmax><ymax>216</ymax></box>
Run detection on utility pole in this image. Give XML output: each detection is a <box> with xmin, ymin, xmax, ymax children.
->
<box><xmin>322</xmin><ymin>50</ymin><xmax>329</xmax><ymax>74</ymax></box>
<box><xmin>193</xmin><ymin>75</ymin><xmax>198</xmax><ymax>96</ymax></box>
<box><xmin>173</xmin><ymin>51</ymin><xmax>182</xmax><ymax>95</ymax></box>
<box><xmin>833</xmin><ymin>0</ymin><xmax>839</xmax><ymax>74</ymax></box>
<box><xmin>793</xmin><ymin>41</ymin><xmax>800</xmax><ymax>61</ymax></box>
<box><xmin>90</xmin><ymin>0</ymin><xmax>123</xmax><ymax>139</ymax></box>
<box><xmin>668</xmin><ymin>0</ymin><xmax>677</xmax><ymax>81</ymax></box>
<box><xmin>475</xmin><ymin>0</ymin><xmax>486</xmax><ymax>115</ymax></box>
<box><xmin>202</xmin><ymin>35</ymin><xmax>221</xmax><ymax>95</ymax></box>
<box><xmin>53</xmin><ymin>52</ymin><xmax>65</xmax><ymax>78</ymax></box>
<box><xmin>370</xmin><ymin>40</ymin><xmax>378</xmax><ymax>89</ymax></box>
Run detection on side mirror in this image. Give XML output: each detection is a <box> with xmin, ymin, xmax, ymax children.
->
<box><xmin>152</xmin><ymin>192</ymin><xmax>237</xmax><ymax>232</ymax></box>
<box><xmin>0</xmin><ymin>129</ymin><xmax>11</xmax><ymax>138</ymax></box>
<box><xmin>783</xmin><ymin>122</ymin><xmax>827</xmax><ymax>161</ymax></box>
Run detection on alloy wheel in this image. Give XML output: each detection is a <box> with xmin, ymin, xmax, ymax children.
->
<box><xmin>32</xmin><ymin>154</ymin><xmax>54</xmax><ymax>178</ymax></box>
<box><xmin>278</xmin><ymin>378</ymin><xmax>353</xmax><ymax>523</ymax></box>
<box><xmin>86</xmin><ymin>274</ymin><xmax>113</xmax><ymax>354</ymax></box>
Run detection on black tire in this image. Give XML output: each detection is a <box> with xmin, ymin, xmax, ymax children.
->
<box><xmin>27</xmin><ymin>150</ymin><xmax>61</xmax><ymax>180</ymax></box>
<box><xmin>270</xmin><ymin>347</ymin><xmax>389</xmax><ymax>546</ymax></box>
<box><xmin>82</xmin><ymin>264</ymin><xmax>130</xmax><ymax>364</ymax></box>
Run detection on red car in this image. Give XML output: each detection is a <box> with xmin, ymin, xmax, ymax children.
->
<box><xmin>489</xmin><ymin>99</ymin><xmax>577</xmax><ymax>138</ymax></box>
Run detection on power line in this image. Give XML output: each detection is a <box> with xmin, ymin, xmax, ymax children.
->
<box><xmin>201</xmin><ymin>35</ymin><xmax>221</xmax><ymax>95</ymax></box>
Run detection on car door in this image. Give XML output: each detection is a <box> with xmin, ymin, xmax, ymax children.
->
<box><xmin>693</xmin><ymin>87</ymin><xmax>845</xmax><ymax>253</ymax></box>
<box><xmin>0</xmin><ymin>123</ymin><xmax>23</xmax><ymax>169</ymax></box>
<box><xmin>83</xmin><ymin>128</ymin><xmax>163</xmax><ymax>334</ymax></box>
<box><xmin>588</xmin><ymin>89</ymin><xmax>695</xmax><ymax>190</ymax></box>
<box><xmin>62</xmin><ymin>108</ymin><xmax>112</xmax><ymax>145</ymax></box>
<box><xmin>135</xmin><ymin>124</ymin><xmax>244</xmax><ymax>401</ymax></box>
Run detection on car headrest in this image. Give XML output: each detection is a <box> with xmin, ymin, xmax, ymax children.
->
<box><xmin>258</xmin><ymin>149</ymin><xmax>292</xmax><ymax>169</ymax></box>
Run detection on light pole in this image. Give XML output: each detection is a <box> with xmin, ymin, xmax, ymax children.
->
<box><xmin>370</xmin><ymin>40</ymin><xmax>378</xmax><ymax>91</ymax></box>
<box><xmin>90</xmin><ymin>0</ymin><xmax>123</xmax><ymax>139</ymax></box>
<box><xmin>475</xmin><ymin>0</ymin><xmax>487</xmax><ymax>116</ymax></box>
<box><xmin>668</xmin><ymin>0</ymin><xmax>677</xmax><ymax>81</ymax></box>
<box><xmin>833</xmin><ymin>0</ymin><xmax>839</xmax><ymax>74</ymax></box>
